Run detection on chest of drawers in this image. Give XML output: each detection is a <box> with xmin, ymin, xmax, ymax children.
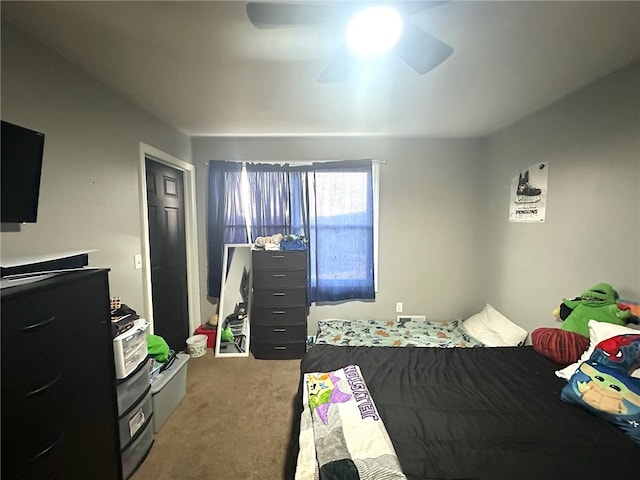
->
<box><xmin>1</xmin><ymin>269</ymin><xmax>121</xmax><ymax>480</ymax></box>
<box><xmin>250</xmin><ymin>250</ymin><xmax>308</xmax><ymax>359</ymax></box>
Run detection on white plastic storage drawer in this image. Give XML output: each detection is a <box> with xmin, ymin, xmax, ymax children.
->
<box><xmin>117</xmin><ymin>359</ymin><xmax>151</xmax><ymax>416</ymax></box>
<box><xmin>115</xmin><ymin>341</ymin><xmax>148</xmax><ymax>379</ymax></box>
<box><xmin>121</xmin><ymin>415</ymin><xmax>154</xmax><ymax>480</ymax></box>
<box><xmin>114</xmin><ymin>319</ymin><xmax>149</xmax><ymax>379</ymax></box>
<box><xmin>119</xmin><ymin>390</ymin><xmax>153</xmax><ymax>450</ymax></box>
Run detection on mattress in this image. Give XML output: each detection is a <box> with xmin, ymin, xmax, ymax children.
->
<box><xmin>314</xmin><ymin>318</ymin><xmax>480</xmax><ymax>348</ymax></box>
<box><xmin>286</xmin><ymin>345</ymin><xmax>638</xmax><ymax>480</ymax></box>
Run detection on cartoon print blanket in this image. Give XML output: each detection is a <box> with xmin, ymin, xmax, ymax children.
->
<box><xmin>295</xmin><ymin>364</ymin><xmax>406</xmax><ymax>480</ymax></box>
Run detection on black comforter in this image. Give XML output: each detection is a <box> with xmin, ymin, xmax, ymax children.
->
<box><xmin>286</xmin><ymin>345</ymin><xmax>637</xmax><ymax>480</ymax></box>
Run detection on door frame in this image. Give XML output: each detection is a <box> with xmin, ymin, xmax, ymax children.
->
<box><xmin>138</xmin><ymin>142</ymin><xmax>201</xmax><ymax>336</ymax></box>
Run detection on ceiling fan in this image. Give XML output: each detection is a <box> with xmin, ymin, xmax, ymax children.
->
<box><xmin>246</xmin><ymin>1</ymin><xmax>454</xmax><ymax>83</ymax></box>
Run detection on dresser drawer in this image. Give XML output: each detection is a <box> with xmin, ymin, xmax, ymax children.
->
<box><xmin>252</xmin><ymin>287</ymin><xmax>307</xmax><ymax>307</ymax></box>
<box><xmin>252</xmin><ymin>269</ymin><xmax>306</xmax><ymax>288</ymax></box>
<box><xmin>1</xmin><ymin>392</ymin><xmax>66</xmax><ymax>465</ymax></box>
<box><xmin>2</xmin><ymin>341</ymin><xmax>112</xmax><ymax>418</ymax></box>
<box><xmin>251</xmin><ymin>323</ymin><xmax>306</xmax><ymax>343</ymax></box>
<box><xmin>2</xmin><ymin>369</ymin><xmax>117</xmax><ymax>478</ymax></box>
<box><xmin>252</xmin><ymin>250</ymin><xmax>307</xmax><ymax>271</ymax></box>
<box><xmin>5</xmin><ymin>431</ymin><xmax>67</xmax><ymax>480</ymax></box>
<box><xmin>251</xmin><ymin>341</ymin><xmax>306</xmax><ymax>360</ymax></box>
<box><xmin>251</xmin><ymin>306</ymin><xmax>307</xmax><ymax>326</ymax></box>
<box><xmin>1</xmin><ymin>273</ymin><xmax>110</xmax><ymax>355</ymax></box>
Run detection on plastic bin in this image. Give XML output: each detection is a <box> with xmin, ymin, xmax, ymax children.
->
<box><xmin>119</xmin><ymin>390</ymin><xmax>153</xmax><ymax>449</ymax></box>
<box><xmin>116</xmin><ymin>359</ymin><xmax>151</xmax><ymax>415</ymax></box>
<box><xmin>150</xmin><ymin>353</ymin><xmax>189</xmax><ymax>433</ymax></box>
<box><xmin>121</xmin><ymin>415</ymin><xmax>154</xmax><ymax>480</ymax></box>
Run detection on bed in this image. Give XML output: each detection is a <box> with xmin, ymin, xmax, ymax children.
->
<box><xmin>286</xmin><ymin>343</ymin><xmax>638</xmax><ymax>480</ymax></box>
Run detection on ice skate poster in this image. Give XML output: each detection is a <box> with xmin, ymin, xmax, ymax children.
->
<box><xmin>509</xmin><ymin>162</ymin><xmax>548</xmax><ymax>223</ymax></box>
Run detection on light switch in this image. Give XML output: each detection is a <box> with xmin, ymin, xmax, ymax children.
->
<box><xmin>134</xmin><ymin>254</ymin><xmax>143</xmax><ymax>270</ymax></box>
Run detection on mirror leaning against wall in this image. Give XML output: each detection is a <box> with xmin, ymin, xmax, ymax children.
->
<box><xmin>214</xmin><ymin>244</ymin><xmax>252</xmax><ymax>357</ymax></box>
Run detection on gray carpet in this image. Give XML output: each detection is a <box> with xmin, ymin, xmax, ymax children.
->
<box><xmin>130</xmin><ymin>351</ymin><xmax>301</xmax><ymax>480</ymax></box>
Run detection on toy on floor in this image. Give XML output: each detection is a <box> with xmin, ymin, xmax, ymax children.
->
<box><xmin>559</xmin><ymin>283</ymin><xmax>631</xmax><ymax>338</ymax></box>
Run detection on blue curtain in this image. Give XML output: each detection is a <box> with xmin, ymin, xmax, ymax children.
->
<box><xmin>302</xmin><ymin>160</ymin><xmax>375</xmax><ymax>302</ymax></box>
<box><xmin>207</xmin><ymin>159</ymin><xmax>374</xmax><ymax>302</ymax></box>
<box><xmin>207</xmin><ymin>160</ymin><xmax>245</xmax><ymax>297</ymax></box>
<box><xmin>245</xmin><ymin>163</ymin><xmax>290</xmax><ymax>239</ymax></box>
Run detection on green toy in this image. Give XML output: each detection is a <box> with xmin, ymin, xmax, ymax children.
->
<box><xmin>220</xmin><ymin>326</ymin><xmax>234</xmax><ymax>343</ymax></box>
<box><xmin>560</xmin><ymin>283</ymin><xmax>631</xmax><ymax>338</ymax></box>
<box><xmin>147</xmin><ymin>334</ymin><xmax>170</xmax><ymax>362</ymax></box>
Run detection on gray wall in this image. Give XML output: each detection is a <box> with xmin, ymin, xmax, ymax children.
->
<box><xmin>0</xmin><ymin>20</ymin><xmax>192</xmax><ymax>315</ymax></box>
<box><xmin>193</xmin><ymin>62</ymin><xmax>639</xmax><ymax>337</ymax></box>
<box><xmin>192</xmin><ymin>136</ymin><xmax>485</xmax><ymax>333</ymax></box>
<box><xmin>479</xmin><ymin>61</ymin><xmax>640</xmax><ymax>334</ymax></box>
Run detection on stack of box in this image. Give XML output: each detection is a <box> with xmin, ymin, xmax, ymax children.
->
<box><xmin>113</xmin><ymin>319</ymin><xmax>154</xmax><ymax>479</ymax></box>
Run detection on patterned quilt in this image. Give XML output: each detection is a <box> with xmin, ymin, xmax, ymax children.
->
<box><xmin>314</xmin><ymin>318</ymin><xmax>481</xmax><ymax>348</ymax></box>
<box><xmin>296</xmin><ymin>365</ymin><xmax>406</xmax><ymax>480</ymax></box>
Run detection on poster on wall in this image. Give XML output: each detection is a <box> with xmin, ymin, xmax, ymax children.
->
<box><xmin>508</xmin><ymin>162</ymin><xmax>548</xmax><ymax>223</ymax></box>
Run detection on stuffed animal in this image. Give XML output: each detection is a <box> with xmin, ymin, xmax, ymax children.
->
<box><xmin>254</xmin><ymin>233</ymin><xmax>283</xmax><ymax>249</ymax></box>
<box><xmin>560</xmin><ymin>283</ymin><xmax>631</xmax><ymax>338</ymax></box>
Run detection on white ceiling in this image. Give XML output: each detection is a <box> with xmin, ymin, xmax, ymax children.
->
<box><xmin>2</xmin><ymin>0</ymin><xmax>639</xmax><ymax>137</ymax></box>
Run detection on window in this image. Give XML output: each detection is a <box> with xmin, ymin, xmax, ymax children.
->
<box><xmin>207</xmin><ymin>160</ymin><xmax>378</xmax><ymax>303</ymax></box>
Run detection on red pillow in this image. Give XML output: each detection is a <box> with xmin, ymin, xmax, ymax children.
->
<box><xmin>531</xmin><ymin>327</ymin><xmax>589</xmax><ymax>365</ymax></box>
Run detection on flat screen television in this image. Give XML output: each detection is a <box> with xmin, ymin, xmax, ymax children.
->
<box><xmin>1</xmin><ymin>120</ymin><xmax>45</xmax><ymax>223</ymax></box>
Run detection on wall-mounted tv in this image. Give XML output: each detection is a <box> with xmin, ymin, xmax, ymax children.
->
<box><xmin>1</xmin><ymin>120</ymin><xmax>45</xmax><ymax>223</ymax></box>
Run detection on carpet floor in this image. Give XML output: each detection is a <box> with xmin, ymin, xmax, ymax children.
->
<box><xmin>130</xmin><ymin>351</ymin><xmax>301</xmax><ymax>480</ymax></box>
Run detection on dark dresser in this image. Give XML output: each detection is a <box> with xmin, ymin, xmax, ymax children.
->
<box><xmin>250</xmin><ymin>250</ymin><xmax>308</xmax><ymax>359</ymax></box>
<box><xmin>1</xmin><ymin>269</ymin><xmax>122</xmax><ymax>480</ymax></box>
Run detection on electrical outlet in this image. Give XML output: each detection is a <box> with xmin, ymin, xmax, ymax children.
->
<box><xmin>395</xmin><ymin>302</ymin><xmax>403</xmax><ymax>313</ymax></box>
<box><xmin>134</xmin><ymin>254</ymin><xmax>143</xmax><ymax>270</ymax></box>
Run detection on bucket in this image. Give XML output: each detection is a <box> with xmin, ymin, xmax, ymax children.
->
<box><xmin>186</xmin><ymin>334</ymin><xmax>208</xmax><ymax>358</ymax></box>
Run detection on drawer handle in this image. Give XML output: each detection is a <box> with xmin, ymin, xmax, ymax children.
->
<box><xmin>21</xmin><ymin>315</ymin><xmax>56</xmax><ymax>332</ymax></box>
<box><xmin>26</xmin><ymin>373</ymin><xmax>62</xmax><ymax>398</ymax></box>
<box><xmin>273</xmin><ymin>328</ymin><xmax>286</xmax><ymax>333</ymax></box>
<box><xmin>272</xmin><ymin>274</ymin><xmax>286</xmax><ymax>278</ymax></box>
<box><xmin>272</xmin><ymin>292</ymin><xmax>286</xmax><ymax>296</ymax></box>
<box><xmin>28</xmin><ymin>432</ymin><xmax>65</xmax><ymax>463</ymax></box>
<box><xmin>273</xmin><ymin>311</ymin><xmax>286</xmax><ymax>315</ymax></box>
<box><xmin>274</xmin><ymin>346</ymin><xmax>287</xmax><ymax>350</ymax></box>
<box><xmin>270</xmin><ymin>255</ymin><xmax>285</xmax><ymax>259</ymax></box>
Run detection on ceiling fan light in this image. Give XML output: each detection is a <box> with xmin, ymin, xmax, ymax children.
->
<box><xmin>345</xmin><ymin>6</ymin><xmax>403</xmax><ymax>56</ymax></box>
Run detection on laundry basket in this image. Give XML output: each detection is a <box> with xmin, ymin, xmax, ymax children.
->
<box><xmin>186</xmin><ymin>334</ymin><xmax>208</xmax><ymax>358</ymax></box>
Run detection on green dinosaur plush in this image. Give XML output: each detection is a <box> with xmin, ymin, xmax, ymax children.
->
<box><xmin>560</xmin><ymin>283</ymin><xmax>631</xmax><ymax>338</ymax></box>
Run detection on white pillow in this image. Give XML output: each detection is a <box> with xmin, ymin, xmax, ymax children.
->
<box><xmin>555</xmin><ymin>320</ymin><xmax>640</xmax><ymax>380</ymax></box>
<box><xmin>461</xmin><ymin>304</ymin><xmax>528</xmax><ymax>347</ymax></box>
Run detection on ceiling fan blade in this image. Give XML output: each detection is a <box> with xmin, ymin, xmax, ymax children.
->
<box><xmin>396</xmin><ymin>1</ymin><xmax>450</xmax><ymax>17</ymax></box>
<box><xmin>394</xmin><ymin>21</ymin><xmax>453</xmax><ymax>75</ymax></box>
<box><xmin>318</xmin><ymin>46</ymin><xmax>354</xmax><ymax>84</ymax></box>
<box><xmin>246</xmin><ymin>2</ymin><xmax>343</xmax><ymax>29</ymax></box>
<box><xmin>246</xmin><ymin>1</ymin><xmax>448</xmax><ymax>29</ymax></box>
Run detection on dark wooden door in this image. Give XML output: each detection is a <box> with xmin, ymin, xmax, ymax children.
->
<box><xmin>146</xmin><ymin>158</ymin><xmax>189</xmax><ymax>351</ymax></box>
